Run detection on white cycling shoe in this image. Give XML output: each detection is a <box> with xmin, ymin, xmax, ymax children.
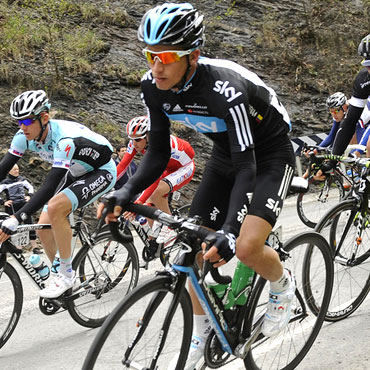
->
<box><xmin>167</xmin><ymin>335</ymin><xmax>205</xmax><ymax>370</ymax></box>
<box><xmin>262</xmin><ymin>269</ymin><xmax>296</xmax><ymax>337</ymax></box>
<box><xmin>40</xmin><ymin>271</ymin><xmax>76</xmax><ymax>299</ymax></box>
<box><xmin>156</xmin><ymin>225</ymin><xmax>177</xmax><ymax>247</ymax></box>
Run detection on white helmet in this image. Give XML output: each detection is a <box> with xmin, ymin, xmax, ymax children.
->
<box><xmin>126</xmin><ymin>116</ymin><xmax>149</xmax><ymax>138</ymax></box>
<box><xmin>10</xmin><ymin>90</ymin><xmax>51</xmax><ymax>119</ymax></box>
<box><xmin>326</xmin><ymin>92</ymin><xmax>347</xmax><ymax>109</ymax></box>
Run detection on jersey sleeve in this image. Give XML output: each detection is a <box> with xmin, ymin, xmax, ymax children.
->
<box><xmin>358</xmin><ymin>97</ymin><xmax>370</xmax><ymax>128</ymax></box>
<box><xmin>8</xmin><ymin>130</ymin><xmax>28</xmax><ymax>158</ymax></box>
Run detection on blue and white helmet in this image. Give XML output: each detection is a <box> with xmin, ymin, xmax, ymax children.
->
<box><xmin>358</xmin><ymin>34</ymin><xmax>370</xmax><ymax>66</ymax></box>
<box><xmin>10</xmin><ymin>90</ymin><xmax>51</xmax><ymax>119</ymax></box>
<box><xmin>138</xmin><ymin>2</ymin><xmax>204</xmax><ymax>48</ymax></box>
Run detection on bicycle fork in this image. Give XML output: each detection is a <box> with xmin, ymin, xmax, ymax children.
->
<box><xmin>123</xmin><ymin>276</ymin><xmax>186</xmax><ymax>370</ymax></box>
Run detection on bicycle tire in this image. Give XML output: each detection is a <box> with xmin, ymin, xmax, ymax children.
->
<box><xmin>66</xmin><ymin>231</ymin><xmax>139</xmax><ymax>328</ymax></box>
<box><xmin>82</xmin><ymin>275</ymin><xmax>192</xmax><ymax>370</ymax></box>
<box><xmin>296</xmin><ymin>174</ymin><xmax>345</xmax><ymax>228</ymax></box>
<box><xmin>312</xmin><ymin>199</ymin><xmax>370</xmax><ymax>321</ymax></box>
<box><xmin>0</xmin><ymin>262</ymin><xmax>23</xmax><ymax>349</ymax></box>
<box><xmin>244</xmin><ymin>232</ymin><xmax>333</xmax><ymax>370</ymax></box>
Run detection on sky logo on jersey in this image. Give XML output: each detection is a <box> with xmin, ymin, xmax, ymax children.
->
<box><xmin>213</xmin><ymin>80</ymin><xmax>242</xmax><ymax>102</ymax></box>
<box><xmin>167</xmin><ymin>113</ymin><xmax>227</xmax><ymax>133</ymax></box>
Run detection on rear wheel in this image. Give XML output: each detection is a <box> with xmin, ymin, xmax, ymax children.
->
<box><xmin>244</xmin><ymin>232</ymin><xmax>333</xmax><ymax>370</ymax></box>
<box><xmin>66</xmin><ymin>231</ymin><xmax>139</xmax><ymax>328</ymax></box>
<box><xmin>82</xmin><ymin>275</ymin><xmax>192</xmax><ymax>370</ymax></box>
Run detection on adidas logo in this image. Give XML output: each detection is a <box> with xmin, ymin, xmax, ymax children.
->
<box><xmin>173</xmin><ymin>104</ymin><xmax>183</xmax><ymax>112</ymax></box>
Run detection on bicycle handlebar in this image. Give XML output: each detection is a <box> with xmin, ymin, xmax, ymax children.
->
<box><xmin>119</xmin><ymin>202</ymin><xmax>232</xmax><ymax>285</ymax></box>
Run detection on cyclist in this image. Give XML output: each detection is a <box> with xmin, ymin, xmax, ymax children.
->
<box><xmin>302</xmin><ymin>92</ymin><xmax>361</xmax><ymax>181</ymax></box>
<box><xmin>104</xmin><ymin>3</ymin><xmax>296</xmax><ymax>367</ymax></box>
<box><xmin>319</xmin><ymin>34</ymin><xmax>370</xmax><ymax>172</ymax></box>
<box><xmin>116</xmin><ymin>115</ymin><xmax>195</xmax><ymax>244</ymax></box>
<box><xmin>319</xmin><ymin>92</ymin><xmax>364</xmax><ymax>148</ymax></box>
<box><xmin>0</xmin><ymin>90</ymin><xmax>116</xmax><ymax>299</ymax></box>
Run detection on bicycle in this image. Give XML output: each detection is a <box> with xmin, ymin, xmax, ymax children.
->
<box><xmin>103</xmin><ymin>190</ymin><xmax>191</xmax><ymax>268</ymax></box>
<box><xmin>306</xmin><ymin>154</ymin><xmax>370</xmax><ymax>322</ymax></box>
<box><xmin>0</xmin><ymin>205</ymin><xmax>139</xmax><ymax>349</ymax></box>
<box><xmin>82</xmin><ymin>200</ymin><xmax>333</xmax><ymax>370</ymax></box>
<box><xmin>296</xmin><ymin>143</ymin><xmax>353</xmax><ymax>228</ymax></box>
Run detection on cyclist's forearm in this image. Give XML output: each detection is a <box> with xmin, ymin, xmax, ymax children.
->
<box><xmin>332</xmin><ymin>105</ymin><xmax>363</xmax><ymax>155</ymax></box>
<box><xmin>0</xmin><ymin>153</ymin><xmax>19</xmax><ymax>182</ymax></box>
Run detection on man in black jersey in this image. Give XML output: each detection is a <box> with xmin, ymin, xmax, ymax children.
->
<box><xmin>320</xmin><ymin>34</ymin><xmax>370</xmax><ymax>169</ymax></box>
<box><xmin>105</xmin><ymin>3</ymin><xmax>296</xmax><ymax>368</ymax></box>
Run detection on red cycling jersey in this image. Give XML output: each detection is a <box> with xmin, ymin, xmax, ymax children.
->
<box><xmin>116</xmin><ymin>135</ymin><xmax>195</xmax><ymax>203</ymax></box>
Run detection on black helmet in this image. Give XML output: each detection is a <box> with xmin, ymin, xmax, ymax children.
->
<box><xmin>138</xmin><ymin>2</ymin><xmax>204</xmax><ymax>49</ymax></box>
<box><xmin>358</xmin><ymin>34</ymin><xmax>370</xmax><ymax>66</ymax></box>
<box><xmin>326</xmin><ymin>92</ymin><xmax>347</xmax><ymax>109</ymax></box>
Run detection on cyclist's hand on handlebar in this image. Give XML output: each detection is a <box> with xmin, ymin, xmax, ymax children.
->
<box><xmin>123</xmin><ymin>199</ymin><xmax>143</xmax><ymax>220</ymax></box>
<box><xmin>202</xmin><ymin>230</ymin><xmax>236</xmax><ymax>267</ymax></box>
<box><xmin>0</xmin><ymin>216</ymin><xmax>19</xmax><ymax>242</ymax></box>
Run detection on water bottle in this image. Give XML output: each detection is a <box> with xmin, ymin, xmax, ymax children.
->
<box><xmin>205</xmin><ymin>272</ymin><xmax>235</xmax><ymax>309</ymax></box>
<box><xmin>137</xmin><ymin>215</ymin><xmax>150</xmax><ymax>234</ymax></box>
<box><xmin>51</xmin><ymin>251</ymin><xmax>60</xmax><ymax>275</ymax></box>
<box><xmin>29</xmin><ymin>254</ymin><xmax>50</xmax><ymax>280</ymax></box>
<box><xmin>231</xmin><ymin>261</ymin><xmax>254</xmax><ymax>306</ymax></box>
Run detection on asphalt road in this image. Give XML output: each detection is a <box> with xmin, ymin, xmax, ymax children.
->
<box><xmin>1</xmin><ymin>193</ymin><xmax>370</xmax><ymax>370</ymax></box>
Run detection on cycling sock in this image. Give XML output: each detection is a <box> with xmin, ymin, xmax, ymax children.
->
<box><xmin>193</xmin><ymin>314</ymin><xmax>212</xmax><ymax>338</ymax></box>
<box><xmin>59</xmin><ymin>257</ymin><xmax>73</xmax><ymax>278</ymax></box>
<box><xmin>270</xmin><ymin>269</ymin><xmax>291</xmax><ymax>293</ymax></box>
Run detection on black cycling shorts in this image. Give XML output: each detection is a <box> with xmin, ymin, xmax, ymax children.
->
<box><xmin>190</xmin><ymin>137</ymin><xmax>295</xmax><ymax>230</ymax></box>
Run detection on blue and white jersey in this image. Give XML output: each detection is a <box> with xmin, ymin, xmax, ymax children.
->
<box><xmin>9</xmin><ymin>119</ymin><xmax>113</xmax><ymax>177</ymax></box>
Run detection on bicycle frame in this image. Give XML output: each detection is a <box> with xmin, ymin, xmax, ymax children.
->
<box><xmin>0</xmin><ymin>209</ymin><xmax>94</xmax><ymax>291</ymax></box>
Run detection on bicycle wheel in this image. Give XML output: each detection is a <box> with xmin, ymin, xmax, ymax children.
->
<box><xmin>296</xmin><ymin>174</ymin><xmax>344</xmax><ymax>228</ymax></box>
<box><xmin>313</xmin><ymin>199</ymin><xmax>370</xmax><ymax>321</ymax></box>
<box><xmin>82</xmin><ymin>275</ymin><xmax>192</xmax><ymax>370</ymax></box>
<box><xmin>0</xmin><ymin>262</ymin><xmax>23</xmax><ymax>349</ymax></box>
<box><xmin>66</xmin><ymin>231</ymin><xmax>140</xmax><ymax>328</ymax></box>
<box><xmin>244</xmin><ymin>232</ymin><xmax>333</xmax><ymax>370</ymax></box>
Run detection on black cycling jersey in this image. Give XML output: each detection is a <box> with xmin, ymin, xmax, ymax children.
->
<box><xmin>125</xmin><ymin>56</ymin><xmax>294</xmax><ymax>235</ymax></box>
<box><xmin>332</xmin><ymin>68</ymin><xmax>370</xmax><ymax>155</ymax></box>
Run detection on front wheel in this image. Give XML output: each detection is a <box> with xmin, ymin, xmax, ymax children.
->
<box><xmin>296</xmin><ymin>175</ymin><xmax>344</xmax><ymax>228</ymax></box>
<box><xmin>66</xmin><ymin>231</ymin><xmax>139</xmax><ymax>328</ymax></box>
<box><xmin>0</xmin><ymin>262</ymin><xmax>23</xmax><ymax>349</ymax></box>
<box><xmin>244</xmin><ymin>232</ymin><xmax>333</xmax><ymax>370</ymax></box>
<box><xmin>312</xmin><ymin>199</ymin><xmax>370</xmax><ymax>321</ymax></box>
<box><xmin>82</xmin><ymin>275</ymin><xmax>193</xmax><ymax>370</ymax></box>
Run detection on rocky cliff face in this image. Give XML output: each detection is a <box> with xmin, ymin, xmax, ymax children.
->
<box><xmin>0</xmin><ymin>0</ymin><xmax>367</xmax><ymax>206</ymax></box>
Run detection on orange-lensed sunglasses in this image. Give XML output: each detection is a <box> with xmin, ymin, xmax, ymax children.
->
<box><xmin>142</xmin><ymin>48</ymin><xmax>195</xmax><ymax>65</ymax></box>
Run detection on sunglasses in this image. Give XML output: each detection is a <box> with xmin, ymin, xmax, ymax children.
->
<box><xmin>142</xmin><ymin>48</ymin><xmax>195</xmax><ymax>65</ymax></box>
<box><xmin>329</xmin><ymin>108</ymin><xmax>342</xmax><ymax>114</ymax></box>
<box><xmin>17</xmin><ymin>117</ymin><xmax>38</xmax><ymax>126</ymax></box>
<box><xmin>129</xmin><ymin>136</ymin><xmax>146</xmax><ymax>143</ymax></box>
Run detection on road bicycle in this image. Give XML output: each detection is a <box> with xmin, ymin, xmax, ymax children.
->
<box><xmin>0</xmin><ymin>205</ymin><xmax>139</xmax><ymax>349</ymax></box>
<box><xmin>102</xmin><ymin>190</ymin><xmax>191</xmax><ymax>268</ymax></box>
<box><xmin>82</xmin><ymin>200</ymin><xmax>333</xmax><ymax>370</ymax></box>
<box><xmin>296</xmin><ymin>144</ymin><xmax>353</xmax><ymax>228</ymax></box>
<box><xmin>306</xmin><ymin>154</ymin><xmax>370</xmax><ymax>322</ymax></box>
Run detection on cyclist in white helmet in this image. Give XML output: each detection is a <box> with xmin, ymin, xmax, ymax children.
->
<box><xmin>0</xmin><ymin>90</ymin><xmax>117</xmax><ymax>299</ymax></box>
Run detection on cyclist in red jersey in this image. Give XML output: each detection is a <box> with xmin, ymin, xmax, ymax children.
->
<box><xmin>117</xmin><ymin>115</ymin><xmax>195</xmax><ymax>243</ymax></box>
